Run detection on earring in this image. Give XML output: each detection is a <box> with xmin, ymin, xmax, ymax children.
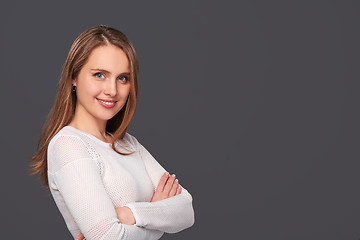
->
<box><xmin>71</xmin><ymin>84</ymin><xmax>77</xmax><ymax>92</ymax></box>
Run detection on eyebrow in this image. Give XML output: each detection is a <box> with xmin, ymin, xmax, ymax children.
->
<box><xmin>90</xmin><ymin>68</ymin><xmax>130</xmax><ymax>75</ymax></box>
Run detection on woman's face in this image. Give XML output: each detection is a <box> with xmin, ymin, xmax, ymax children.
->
<box><xmin>72</xmin><ymin>44</ymin><xmax>131</xmax><ymax>126</ymax></box>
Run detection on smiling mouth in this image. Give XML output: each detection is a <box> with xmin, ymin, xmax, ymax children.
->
<box><xmin>96</xmin><ymin>98</ymin><xmax>118</xmax><ymax>107</ymax></box>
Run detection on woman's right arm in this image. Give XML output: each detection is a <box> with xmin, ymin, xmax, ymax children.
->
<box><xmin>50</xmin><ymin>135</ymin><xmax>164</xmax><ymax>240</ymax></box>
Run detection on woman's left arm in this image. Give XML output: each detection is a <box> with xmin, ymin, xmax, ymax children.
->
<box><xmin>123</xmin><ymin>141</ymin><xmax>195</xmax><ymax>234</ymax></box>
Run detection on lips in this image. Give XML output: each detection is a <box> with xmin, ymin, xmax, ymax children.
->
<box><xmin>96</xmin><ymin>98</ymin><xmax>117</xmax><ymax>103</ymax></box>
<box><xmin>96</xmin><ymin>98</ymin><xmax>117</xmax><ymax>108</ymax></box>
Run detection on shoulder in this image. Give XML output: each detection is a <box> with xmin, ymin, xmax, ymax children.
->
<box><xmin>49</xmin><ymin>126</ymin><xmax>89</xmax><ymax>151</ymax></box>
<box><xmin>122</xmin><ymin>132</ymin><xmax>141</xmax><ymax>150</ymax></box>
<box><xmin>48</xmin><ymin>126</ymin><xmax>100</xmax><ymax>161</ymax></box>
<box><xmin>47</xmin><ymin>126</ymin><xmax>100</xmax><ymax>173</ymax></box>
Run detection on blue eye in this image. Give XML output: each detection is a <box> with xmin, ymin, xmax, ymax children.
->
<box><xmin>118</xmin><ymin>75</ymin><xmax>129</xmax><ymax>82</ymax></box>
<box><xmin>94</xmin><ymin>73</ymin><xmax>104</xmax><ymax>79</ymax></box>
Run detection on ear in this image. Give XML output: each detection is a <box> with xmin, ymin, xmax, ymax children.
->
<box><xmin>72</xmin><ymin>78</ymin><xmax>77</xmax><ymax>86</ymax></box>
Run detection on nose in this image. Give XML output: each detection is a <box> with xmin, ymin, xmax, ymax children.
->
<box><xmin>104</xmin><ymin>78</ymin><xmax>117</xmax><ymax>96</ymax></box>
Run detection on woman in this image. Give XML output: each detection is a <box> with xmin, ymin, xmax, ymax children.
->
<box><xmin>29</xmin><ymin>25</ymin><xmax>195</xmax><ymax>240</ymax></box>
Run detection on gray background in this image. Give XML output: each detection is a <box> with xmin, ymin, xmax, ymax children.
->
<box><xmin>1</xmin><ymin>0</ymin><xmax>359</xmax><ymax>239</ymax></box>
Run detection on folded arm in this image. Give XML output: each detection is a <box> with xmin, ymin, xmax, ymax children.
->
<box><xmin>123</xmin><ymin>139</ymin><xmax>195</xmax><ymax>233</ymax></box>
<box><xmin>51</xmin><ymin>135</ymin><xmax>164</xmax><ymax>240</ymax></box>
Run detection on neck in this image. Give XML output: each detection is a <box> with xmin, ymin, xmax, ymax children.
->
<box><xmin>69</xmin><ymin>106</ymin><xmax>110</xmax><ymax>141</ymax></box>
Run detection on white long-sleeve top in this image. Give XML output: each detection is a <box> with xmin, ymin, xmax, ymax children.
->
<box><xmin>47</xmin><ymin>126</ymin><xmax>195</xmax><ymax>240</ymax></box>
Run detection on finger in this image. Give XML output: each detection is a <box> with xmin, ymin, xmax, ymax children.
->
<box><xmin>176</xmin><ymin>184</ymin><xmax>182</xmax><ymax>195</ymax></box>
<box><xmin>156</xmin><ymin>172</ymin><xmax>169</xmax><ymax>192</ymax></box>
<box><xmin>163</xmin><ymin>174</ymin><xmax>176</xmax><ymax>195</ymax></box>
<box><xmin>178</xmin><ymin>184</ymin><xmax>183</xmax><ymax>194</ymax></box>
<box><xmin>169</xmin><ymin>178</ymin><xmax>179</xmax><ymax>196</ymax></box>
<box><xmin>75</xmin><ymin>234</ymin><xmax>82</xmax><ymax>240</ymax></box>
<box><xmin>75</xmin><ymin>233</ymin><xmax>84</xmax><ymax>240</ymax></box>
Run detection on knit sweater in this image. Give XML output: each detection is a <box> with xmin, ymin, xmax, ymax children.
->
<box><xmin>47</xmin><ymin>126</ymin><xmax>195</xmax><ymax>240</ymax></box>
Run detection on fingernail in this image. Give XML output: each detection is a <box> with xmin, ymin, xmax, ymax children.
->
<box><xmin>165</xmin><ymin>172</ymin><xmax>169</xmax><ymax>176</ymax></box>
<box><xmin>172</xmin><ymin>174</ymin><xmax>176</xmax><ymax>177</ymax></box>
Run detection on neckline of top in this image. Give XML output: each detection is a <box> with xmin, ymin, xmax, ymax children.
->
<box><xmin>63</xmin><ymin>125</ymin><xmax>114</xmax><ymax>146</ymax></box>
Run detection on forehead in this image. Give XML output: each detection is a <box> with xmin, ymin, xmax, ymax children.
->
<box><xmin>85</xmin><ymin>44</ymin><xmax>130</xmax><ymax>72</ymax></box>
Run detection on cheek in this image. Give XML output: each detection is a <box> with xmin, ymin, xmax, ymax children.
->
<box><xmin>80</xmin><ymin>83</ymin><xmax>101</xmax><ymax>98</ymax></box>
<box><xmin>118</xmin><ymin>85</ymin><xmax>131</xmax><ymax>98</ymax></box>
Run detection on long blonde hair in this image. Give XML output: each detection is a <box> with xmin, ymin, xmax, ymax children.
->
<box><xmin>29</xmin><ymin>25</ymin><xmax>139</xmax><ymax>189</ymax></box>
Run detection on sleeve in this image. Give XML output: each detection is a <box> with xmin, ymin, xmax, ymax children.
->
<box><xmin>51</xmin><ymin>135</ymin><xmax>164</xmax><ymax>240</ymax></box>
<box><xmin>123</xmin><ymin>138</ymin><xmax>195</xmax><ymax>234</ymax></box>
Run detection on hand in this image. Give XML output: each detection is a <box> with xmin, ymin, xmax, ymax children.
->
<box><xmin>115</xmin><ymin>206</ymin><xmax>136</xmax><ymax>225</ymax></box>
<box><xmin>75</xmin><ymin>233</ymin><xmax>84</xmax><ymax>240</ymax></box>
<box><xmin>150</xmin><ymin>172</ymin><xmax>182</xmax><ymax>202</ymax></box>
